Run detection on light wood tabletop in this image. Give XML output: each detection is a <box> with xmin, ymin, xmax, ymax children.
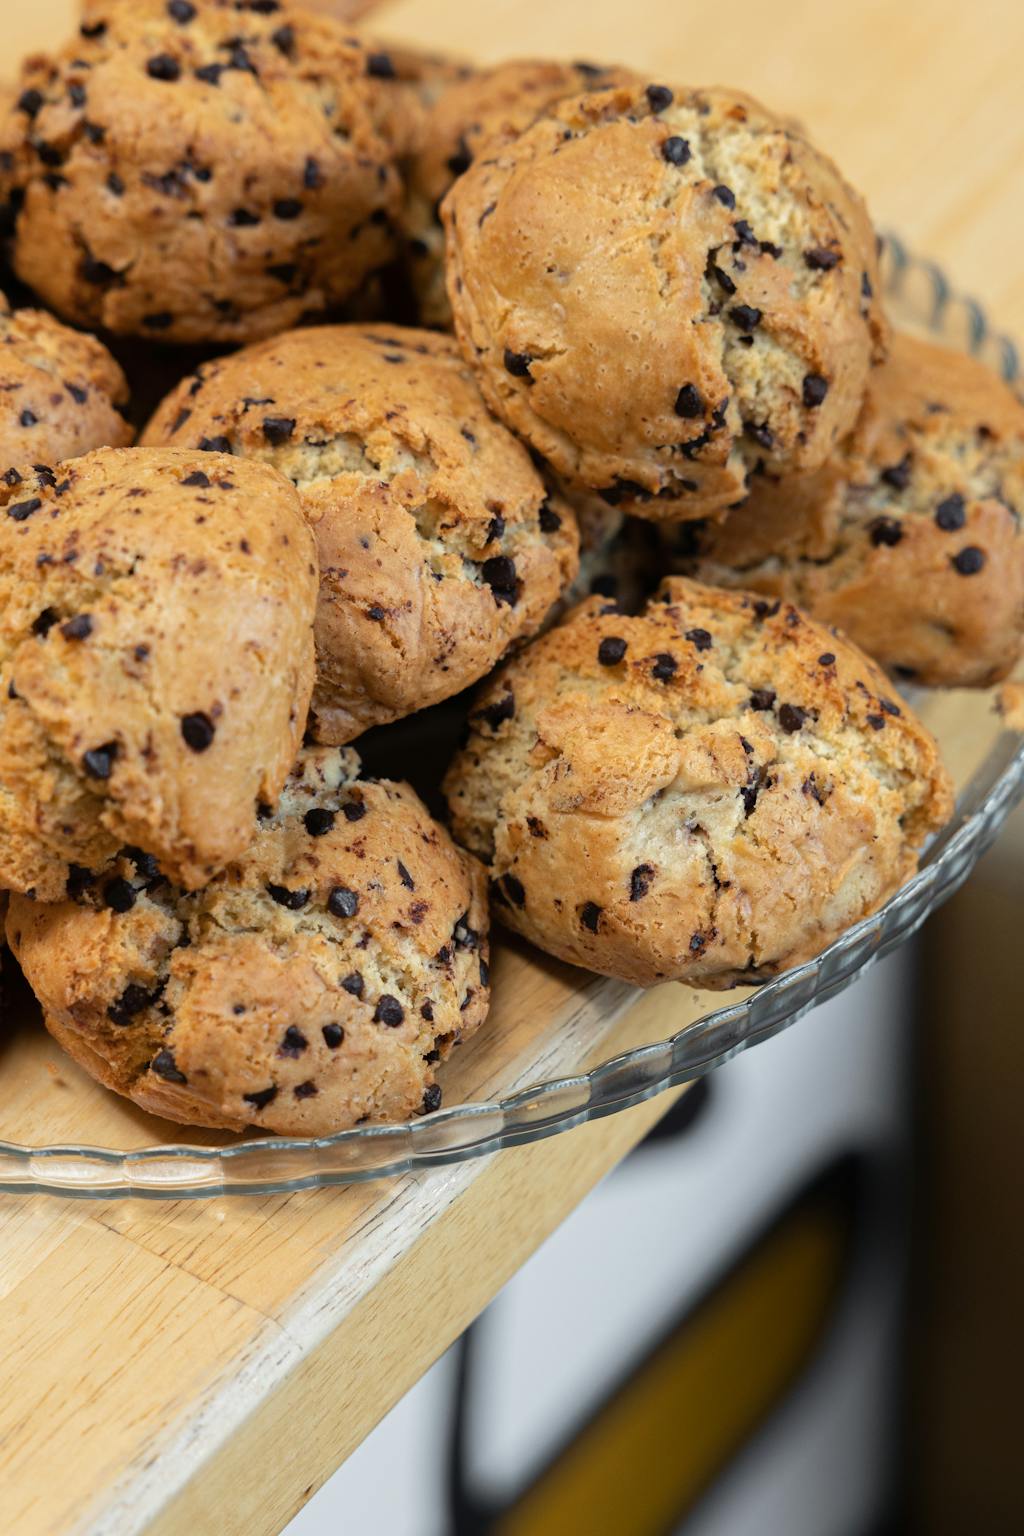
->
<box><xmin>2</xmin><ymin>3</ymin><xmax>1023</xmax><ymax>1534</ymax></box>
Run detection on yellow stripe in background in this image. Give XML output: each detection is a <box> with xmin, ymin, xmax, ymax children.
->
<box><xmin>496</xmin><ymin>1193</ymin><xmax>850</xmax><ymax>1536</ymax></box>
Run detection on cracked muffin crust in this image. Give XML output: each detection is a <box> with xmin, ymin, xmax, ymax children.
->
<box><xmin>0</xmin><ymin>445</ymin><xmax>317</xmax><ymax>900</ymax></box>
<box><xmin>445</xmin><ymin>577</ymin><xmax>952</xmax><ymax>989</ymax></box>
<box><xmin>143</xmin><ymin>323</ymin><xmax>579</xmax><ymax>742</ymax></box>
<box><xmin>402</xmin><ymin>58</ymin><xmax>634</xmax><ymax>329</ymax></box>
<box><xmin>668</xmin><ymin>333</ymin><xmax>1024</xmax><ymax>687</ymax></box>
<box><xmin>444</xmin><ymin>80</ymin><xmax>887</xmax><ymax>522</ymax></box>
<box><xmin>7</xmin><ymin>745</ymin><xmax>490</xmax><ymax>1133</ymax></box>
<box><xmin>0</xmin><ymin>291</ymin><xmax>133</xmax><ymax>469</ymax></box>
<box><xmin>0</xmin><ymin>0</ymin><xmax>407</xmax><ymax>343</ymax></box>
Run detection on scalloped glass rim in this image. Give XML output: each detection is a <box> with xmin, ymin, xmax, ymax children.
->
<box><xmin>2</xmin><ymin>235</ymin><xmax>1022</xmax><ymax>1197</ymax></box>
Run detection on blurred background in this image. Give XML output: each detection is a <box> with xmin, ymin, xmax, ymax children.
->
<box><xmin>6</xmin><ymin>2</ymin><xmax>1022</xmax><ymax>1532</ymax></box>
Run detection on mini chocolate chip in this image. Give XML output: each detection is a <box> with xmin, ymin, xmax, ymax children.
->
<box><xmin>880</xmin><ymin>455</ymin><xmax>912</xmax><ymax>491</ymax></box>
<box><xmin>322</xmin><ymin>1023</ymin><xmax>344</xmax><ymax>1048</ymax></box>
<box><xmin>598</xmin><ymin>636</ymin><xmax>628</xmax><ymax>666</ymax></box>
<box><xmin>539</xmin><ymin>503</ymin><xmax>562</xmax><ymax>533</ymax></box>
<box><xmin>486</xmin><ymin>513</ymin><xmax>505</xmax><ymax>542</ymax></box>
<box><xmin>802</xmin><ymin>374</ymin><xmax>829</xmax><ymax>408</ymax></box>
<box><xmin>273</xmin><ymin>198</ymin><xmax>302</xmax><ymax>221</ymax></box>
<box><xmin>421</xmin><ymin>1003</ymin><xmax>436</xmax><ymax>1024</ymax></box>
<box><xmin>367</xmin><ymin>605</ymin><xmax>386</xmax><ymax>621</ymax></box>
<box><xmin>143</xmin><ymin>312</ymin><xmax>173</xmax><ymax>330</ymax></box>
<box><xmin>651</xmin><ymin>652</ymin><xmax>677</xmax><ymax>682</ymax></box>
<box><xmin>83</xmin><ymin>741</ymin><xmax>118</xmax><ymax>778</ymax></box>
<box><xmin>481</xmin><ymin>555</ymin><xmax>518</xmax><ymax>605</ymax></box>
<box><xmin>473</xmin><ymin>691</ymin><xmax>515</xmax><ymax>731</ymax></box>
<box><xmin>32</xmin><ymin>606</ymin><xmax>59</xmax><ymax>637</ymax></box>
<box><xmin>61</xmin><ymin>614</ymin><xmax>93</xmax><ymax>640</ymax></box>
<box><xmin>168</xmin><ymin>0</ymin><xmax>196</xmax><ymax>19</ymax></box>
<box><xmin>805</xmin><ymin>246</ymin><xmax>841</xmax><ymax>270</ymax></box>
<box><xmin>180</xmin><ymin>712</ymin><xmax>215</xmax><ymax>751</ymax></box>
<box><xmin>675</xmin><ymin>383</ymin><xmax>703</xmax><ymax>418</ymax></box>
<box><xmin>630</xmin><ymin>864</ymin><xmax>654</xmax><ymax>901</ymax></box>
<box><xmin>366</xmin><ymin>51</ymin><xmax>395</xmax><ymax>78</ymax></box>
<box><xmin>645</xmin><ymin>84</ymin><xmax>674</xmax><ymax>112</ymax></box>
<box><xmin>152</xmin><ymin>1048</ymin><xmax>187</xmax><ymax>1083</ymax></box>
<box><xmin>103</xmin><ymin>876</ymin><xmax>136</xmax><ymax>913</ymax></box>
<box><xmin>107</xmin><ymin>983</ymin><xmax>155</xmax><ymax>1026</ymax></box>
<box><xmin>243</xmin><ymin>1086</ymin><xmax>278</xmax><ymax>1111</ymax></box>
<box><xmin>580</xmin><ymin>902</ymin><xmax>602</xmax><ymax>933</ymax></box>
<box><xmin>707</xmin><ymin>259</ymin><xmax>736</xmax><ymax>295</ymax></box>
<box><xmin>397</xmin><ymin>860</ymin><xmax>415</xmax><ymax>891</ymax></box>
<box><xmin>182</xmin><ymin>470</ymin><xmax>210</xmax><ymax>487</ymax></box>
<box><xmin>17</xmin><ymin>90</ymin><xmax>43</xmax><ymax>119</ymax></box>
<box><xmin>749</xmin><ymin>688</ymin><xmax>776</xmax><ymax>711</ymax></box>
<box><xmin>685</xmin><ymin>627</ymin><xmax>712</xmax><ymax>652</ymax></box>
<box><xmin>266</xmin><ymin>884</ymin><xmax>310</xmax><ymax>910</ymax></box>
<box><xmin>121</xmin><ymin>846</ymin><xmax>161</xmax><ymax>881</ymax></box>
<box><xmin>712</xmin><ymin>184</ymin><xmax>736</xmax><ymax>208</ymax></box>
<box><xmin>328</xmin><ymin>886</ymin><xmax>359</xmax><ymax>918</ymax></box>
<box><xmin>503</xmin><ymin>349</ymin><xmax>533</xmax><ymax>379</ymax></box>
<box><xmin>729</xmin><ymin>304</ymin><xmax>761</xmax><ymax>330</ymax></box>
<box><xmin>952</xmin><ymin>546</ymin><xmax>985</xmax><ymax>575</ymax></box>
<box><xmin>198</xmin><ymin>435</ymin><xmax>232</xmax><ymax>453</ymax></box>
<box><xmin>867</xmin><ymin>713</ymin><xmax>886</xmax><ymax>730</ymax></box>
<box><xmin>880</xmin><ymin>697</ymin><xmax>902</xmax><ymax>717</ymax></box>
<box><xmin>19</xmin><ymin>409</ymin><xmax>38</xmax><ymax>428</ymax></box>
<box><xmin>294</xmin><ymin>1081</ymin><xmax>317</xmax><ymax>1100</ymax></box>
<box><xmin>278</xmin><ymin>1026</ymin><xmax>308</xmax><ymax>1058</ymax></box>
<box><xmin>869</xmin><ymin>517</ymin><xmax>903</xmax><ymax>547</ymax></box>
<box><xmin>67</xmin><ymin>864</ymin><xmax>94</xmax><ymax>900</ymax></box>
<box><xmin>147</xmin><ymin>54</ymin><xmax>181</xmax><ymax>82</ymax></box>
<box><xmin>8</xmin><ymin>497</ymin><xmax>41</xmax><ymax>522</ymax></box>
<box><xmin>778</xmin><ymin>703</ymin><xmax>807</xmax><ymax>734</ymax></box>
<box><xmin>262</xmin><ymin>416</ymin><xmax>295</xmax><ymax>444</ymax></box>
<box><xmin>374</xmin><ymin>995</ymin><xmax>404</xmax><ymax>1027</ymax></box>
<box><xmin>342</xmin><ymin>799</ymin><xmax>366</xmax><ymax>823</ymax></box>
<box><xmin>861</xmin><ymin>271</ymin><xmax>874</xmax><ymax>299</ymax></box>
<box><xmin>662</xmin><ymin>135</ymin><xmax>691</xmax><ymax>165</ymax></box>
<box><xmin>304</xmin><ymin>807</ymin><xmax>335</xmax><ymax>837</ymax></box>
<box><xmin>503</xmin><ymin>873</ymin><xmax>525</xmax><ymax>907</ymax></box>
<box><xmin>303</xmin><ymin>157</ymin><xmax>324</xmax><ymax>189</ymax></box>
<box><xmin>935</xmin><ymin>493</ymin><xmax>966</xmax><ymax>531</ymax></box>
<box><xmin>744</xmin><ymin>420</ymin><xmax>774</xmax><ymax>450</ymax></box>
<box><xmin>229</xmin><ymin>207</ymin><xmax>260</xmax><ymax>227</ymax></box>
<box><xmin>80</xmin><ymin>19</ymin><xmax>106</xmax><ymax>37</ymax></box>
<box><xmin>422</xmin><ymin>1084</ymin><xmax>443</xmax><ymax>1114</ymax></box>
<box><xmin>818</xmin><ymin>652</ymin><xmax>836</xmax><ymax>666</ymax></box>
<box><xmin>341</xmin><ymin>971</ymin><xmax>364</xmax><ymax>997</ymax></box>
<box><xmin>271</xmin><ymin>25</ymin><xmax>294</xmax><ymax>57</ymax></box>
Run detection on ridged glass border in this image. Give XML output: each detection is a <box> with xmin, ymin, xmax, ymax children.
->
<box><xmin>2</xmin><ymin>236</ymin><xmax>1022</xmax><ymax>1196</ymax></box>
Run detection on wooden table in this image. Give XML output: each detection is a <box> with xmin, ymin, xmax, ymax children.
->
<box><xmin>3</xmin><ymin>3</ymin><xmax>1023</xmax><ymax>1533</ymax></box>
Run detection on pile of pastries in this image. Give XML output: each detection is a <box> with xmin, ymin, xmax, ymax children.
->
<box><xmin>0</xmin><ymin>1</ymin><xmax>1019</xmax><ymax>1135</ymax></box>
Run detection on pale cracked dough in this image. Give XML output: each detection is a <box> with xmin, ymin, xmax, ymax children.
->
<box><xmin>0</xmin><ymin>0</ymin><xmax>407</xmax><ymax>343</ymax></box>
<box><xmin>0</xmin><ymin>445</ymin><xmax>317</xmax><ymax>900</ymax></box>
<box><xmin>445</xmin><ymin>577</ymin><xmax>952</xmax><ymax>988</ymax></box>
<box><xmin>444</xmin><ymin>80</ymin><xmax>887</xmax><ymax>521</ymax></box>
<box><xmin>7</xmin><ymin>745</ymin><xmax>490</xmax><ymax>1133</ymax></box>
<box><xmin>143</xmin><ymin>323</ymin><xmax>579</xmax><ymax>742</ymax></box>
<box><xmin>668</xmin><ymin>333</ymin><xmax>1024</xmax><ymax>687</ymax></box>
<box><xmin>0</xmin><ymin>290</ymin><xmax>133</xmax><ymax>469</ymax></box>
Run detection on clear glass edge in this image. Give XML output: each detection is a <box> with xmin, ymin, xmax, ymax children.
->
<box><xmin>2</xmin><ymin>234</ymin><xmax>1022</xmax><ymax>1196</ymax></box>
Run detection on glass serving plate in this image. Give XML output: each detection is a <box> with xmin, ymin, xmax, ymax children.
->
<box><xmin>1</xmin><ymin>238</ymin><xmax>1021</xmax><ymax>1198</ymax></box>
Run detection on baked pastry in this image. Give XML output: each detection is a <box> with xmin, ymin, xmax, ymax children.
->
<box><xmin>143</xmin><ymin>324</ymin><xmax>579</xmax><ymax>743</ymax></box>
<box><xmin>7</xmin><ymin>745</ymin><xmax>490</xmax><ymax>1133</ymax></box>
<box><xmin>668</xmin><ymin>333</ymin><xmax>1024</xmax><ymax>687</ymax></box>
<box><xmin>0</xmin><ymin>0</ymin><xmax>406</xmax><ymax>343</ymax></box>
<box><xmin>444</xmin><ymin>80</ymin><xmax>887</xmax><ymax>521</ymax></box>
<box><xmin>0</xmin><ymin>445</ymin><xmax>317</xmax><ymax>900</ymax></box>
<box><xmin>402</xmin><ymin>58</ymin><xmax>633</xmax><ymax>329</ymax></box>
<box><xmin>0</xmin><ymin>291</ymin><xmax>132</xmax><ymax>469</ymax></box>
<box><xmin>445</xmin><ymin>577</ymin><xmax>952</xmax><ymax>988</ymax></box>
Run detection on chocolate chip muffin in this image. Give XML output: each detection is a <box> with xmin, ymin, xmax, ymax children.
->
<box><xmin>402</xmin><ymin>58</ymin><xmax>633</xmax><ymax>329</ymax></box>
<box><xmin>0</xmin><ymin>446</ymin><xmax>317</xmax><ymax>901</ymax></box>
<box><xmin>445</xmin><ymin>578</ymin><xmax>952</xmax><ymax>989</ymax></box>
<box><xmin>143</xmin><ymin>324</ymin><xmax>579</xmax><ymax>743</ymax></box>
<box><xmin>444</xmin><ymin>80</ymin><xmax>887</xmax><ymax>521</ymax></box>
<box><xmin>7</xmin><ymin>744</ymin><xmax>490</xmax><ymax>1133</ymax></box>
<box><xmin>0</xmin><ymin>0</ymin><xmax>406</xmax><ymax>343</ymax></box>
<box><xmin>0</xmin><ymin>291</ymin><xmax>132</xmax><ymax>469</ymax></box>
<box><xmin>668</xmin><ymin>333</ymin><xmax>1024</xmax><ymax>688</ymax></box>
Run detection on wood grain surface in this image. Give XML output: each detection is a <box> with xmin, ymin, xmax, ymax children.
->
<box><xmin>0</xmin><ymin>2</ymin><xmax>1022</xmax><ymax>1533</ymax></box>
